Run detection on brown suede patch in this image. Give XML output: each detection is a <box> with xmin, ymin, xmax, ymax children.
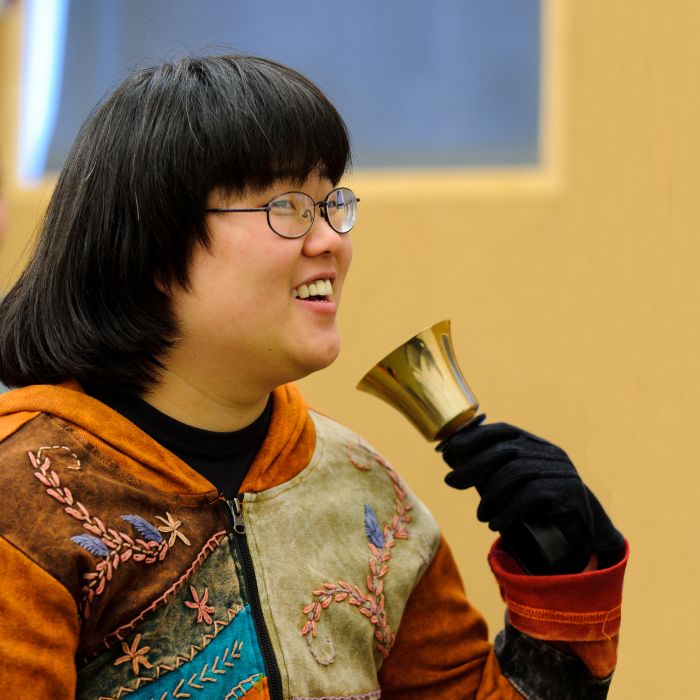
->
<box><xmin>0</xmin><ymin>413</ymin><xmax>230</xmax><ymax>658</ymax></box>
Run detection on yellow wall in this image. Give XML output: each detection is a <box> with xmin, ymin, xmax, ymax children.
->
<box><xmin>2</xmin><ymin>2</ymin><xmax>699</xmax><ymax>696</ymax></box>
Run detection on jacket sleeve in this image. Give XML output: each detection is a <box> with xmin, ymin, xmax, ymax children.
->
<box><xmin>0</xmin><ymin>536</ymin><xmax>79</xmax><ymax>698</ymax></box>
<box><xmin>488</xmin><ymin>538</ymin><xmax>629</xmax><ymax>698</ymax></box>
<box><xmin>378</xmin><ymin>535</ymin><xmax>628</xmax><ymax>699</ymax></box>
<box><xmin>378</xmin><ymin>536</ymin><xmax>525</xmax><ymax>698</ymax></box>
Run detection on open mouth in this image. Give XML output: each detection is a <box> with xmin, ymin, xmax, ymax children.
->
<box><xmin>292</xmin><ymin>278</ymin><xmax>333</xmax><ymax>302</ymax></box>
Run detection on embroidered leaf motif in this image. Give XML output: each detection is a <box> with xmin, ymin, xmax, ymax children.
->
<box><xmin>121</xmin><ymin>515</ymin><xmax>163</xmax><ymax>543</ymax></box>
<box><xmin>364</xmin><ymin>504</ymin><xmax>384</xmax><ymax>549</ymax></box>
<box><xmin>27</xmin><ymin>448</ymin><xmax>177</xmax><ymax>621</ymax></box>
<box><xmin>71</xmin><ymin>534</ymin><xmax>109</xmax><ymax>557</ymax></box>
<box><xmin>302</xmin><ymin>448</ymin><xmax>410</xmax><ymax>662</ymax></box>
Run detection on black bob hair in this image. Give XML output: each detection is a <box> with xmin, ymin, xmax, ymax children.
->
<box><xmin>0</xmin><ymin>55</ymin><xmax>351</xmax><ymax>394</ymax></box>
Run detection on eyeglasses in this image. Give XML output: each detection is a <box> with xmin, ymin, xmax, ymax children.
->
<box><xmin>205</xmin><ymin>187</ymin><xmax>360</xmax><ymax>239</ymax></box>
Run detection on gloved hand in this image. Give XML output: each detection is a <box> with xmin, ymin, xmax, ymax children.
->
<box><xmin>441</xmin><ymin>416</ymin><xmax>625</xmax><ymax>574</ymax></box>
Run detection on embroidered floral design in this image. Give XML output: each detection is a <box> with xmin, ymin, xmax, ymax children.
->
<box><xmin>156</xmin><ymin>511</ymin><xmax>192</xmax><ymax>546</ymax></box>
<box><xmin>301</xmin><ymin>442</ymin><xmax>412</xmax><ymax>661</ymax></box>
<box><xmin>114</xmin><ymin>633</ymin><xmax>153</xmax><ymax>675</ymax></box>
<box><xmin>94</xmin><ymin>532</ymin><xmax>228</xmax><ymax>658</ymax></box>
<box><xmin>185</xmin><ymin>585</ymin><xmax>216</xmax><ymax>625</ymax></box>
<box><xmin>27</xmin><ymin>449</ymin><xmax>191</xmax><ymax>620</ymax></box>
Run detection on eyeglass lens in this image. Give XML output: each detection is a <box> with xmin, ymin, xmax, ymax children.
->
<box><xmin>267</xmin><ymin>188</ymin><xmax>357</xmax><ymax>238</ymax></box>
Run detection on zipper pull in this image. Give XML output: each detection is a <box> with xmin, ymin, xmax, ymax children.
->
<box><xmin>228</xmin><ymin>497</ymin><xmax>246</xmax><ymax>535</ymax></box>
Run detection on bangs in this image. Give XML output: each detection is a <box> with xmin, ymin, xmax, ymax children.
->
<box><xmin>187</xmin><ymin>56</ymin><xmax>351</xmax><ymax>194</ymax></box>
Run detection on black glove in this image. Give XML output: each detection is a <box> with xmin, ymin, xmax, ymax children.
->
<box><xmin>441</xmin><ymin>416</ymin><xmax>625</xmax><ymax>573</ymax></box>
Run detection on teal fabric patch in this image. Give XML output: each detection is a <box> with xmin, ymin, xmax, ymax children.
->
<box><xmin>127</xmin><ymin>604</ymin><xmax>266</xmax><ymax>698</ymax></box>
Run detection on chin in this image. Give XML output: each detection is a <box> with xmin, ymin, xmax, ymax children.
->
<box><xmin>291</xmin><ymin>341</ymin><xmax>341</xmax><ymax>382</ymax></box>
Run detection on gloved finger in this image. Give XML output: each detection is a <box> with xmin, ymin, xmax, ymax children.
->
<box><xmin>477</xmin><ymin>471</ymin><xmax>588</xmax><ymax>529</ymax></box>
<box><xmin>475</xmin><ymin>471</ymin><xmax>539</xmax><ymax>522</ymax></box>
<box><xmin>441</xmin><ymin>420</ymin><xmax>522</xmax><ymax>466</ymax></box>
<box><xmin>443</xmin><ymin>423</ymin><xmax>568</xmax><ymax>469</ymax></box>
<box><xmin>473</xmin><ymin>464</ymin><xmax>567</xmax><ymax>523</ymax></box>
<box><xmin>484</xmin><ymin>489</ymin><xmax>585</xmax><ymax>533</ymax></box>
<box><xmin>444</xmin><ymin>469</ymin><xmax>472</xmax><ymax>490</ymax></box>
<box><xmin>443</xmin><ymin>442</ymin><xmax>523</xmax><ymax>489</ymax></box>
<box><xmin>444</xmin><ymin>438</ymin><xmax>573</xmax><ymax>490</ymax></box>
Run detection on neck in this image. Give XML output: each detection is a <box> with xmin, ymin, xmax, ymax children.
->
<box><xmin>142</xmin><ymin>369</ymin><xmax>270</xmax><ymax>432</ymax></box>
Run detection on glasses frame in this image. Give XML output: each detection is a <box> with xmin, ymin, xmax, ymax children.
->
<box><xmin>205</xmin><ymin>187</ymin><xmax>360</xmax><ymax>239</ymax></box>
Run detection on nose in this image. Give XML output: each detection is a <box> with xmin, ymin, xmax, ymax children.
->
<box><xmin>302</xmin><ymin>210</ymin><xmax>346</xmax><ymax>257</ymax></box>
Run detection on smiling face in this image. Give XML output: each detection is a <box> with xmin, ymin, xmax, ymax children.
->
<box><xmin>163</xmin><ymin>172</ymin><xmax>353</xmax><ymax>402</ymax></box>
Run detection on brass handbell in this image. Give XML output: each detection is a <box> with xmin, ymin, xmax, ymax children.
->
<box><xmin>357</xmin><ymin>320</ymin><xmax>586</xmax><ymax>575</ymax></box>
<box><xmin>356</xmin><ymin>320</ymin><xmax>479</xmax><ymax>443</ymax></box>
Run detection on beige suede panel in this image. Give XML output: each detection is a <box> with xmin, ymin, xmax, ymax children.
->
<box><xmin>243</xmin><ymin>411</ymin><xmax>441</xmax><ymax>698</ymax></box>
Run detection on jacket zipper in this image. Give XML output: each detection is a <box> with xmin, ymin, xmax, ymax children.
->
<box><xmin>226</xmin><ymin>496</ymin><xmax>283</xmax><ymax>699</ymax></box>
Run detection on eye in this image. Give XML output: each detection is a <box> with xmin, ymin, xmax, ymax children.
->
<box><xmin>269</xmin><ymin>197</ymin><xmax>296</xmax><ymax>214</ymax></box>
<box><xmin>327</xmin><ymin>190</ymin><xmax>350</xmax><ymax>212</ymax></box>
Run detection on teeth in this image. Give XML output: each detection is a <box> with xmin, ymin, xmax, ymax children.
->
<box><xmin>292</xmin><ymin>278</ymin><xmax>333</xmax><ymax>299</ymax></box>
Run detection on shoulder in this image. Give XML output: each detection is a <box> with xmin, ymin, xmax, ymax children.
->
<box><xmin>0</xmin><ymin>383</ymin><xmax>93</xmax><ymax>454</ymax></box>
<box><xmin>0</xmin><ymin>407</ymin><xmax>90</xmax><ymax>608</ymax></box>
<box><xmin>308</xmin><ymin>409</ymin><xmax>396</xmax><ymax>471</ymax></box>
<box><xmin>0</xmin><ymin>407</ymin><xmax>77</xmax><ymax>475</ymax></box>
<box><xmin>307</xmin><ymin>409</ymin><xmax>442</xmax><ymax>563</ymax></box>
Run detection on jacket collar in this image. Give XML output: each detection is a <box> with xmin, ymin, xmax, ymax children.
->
<box><xmin>0</xmin><ymin>381</ymin><xmax>316</xmax><ymax>495</ymax></box>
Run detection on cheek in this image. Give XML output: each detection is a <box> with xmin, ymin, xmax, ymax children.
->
<box><xmin>187</xmin><ymin>238</ymin><xmax>295</xmax><ymax>319</ymax></box>
<box><xmin>191</xmin><ymin>235</ymin><xmax>255</xmax><ymax>291</ymax></box>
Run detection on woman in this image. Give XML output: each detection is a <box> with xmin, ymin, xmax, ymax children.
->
<box><xmin>0</xmin><ymin>55</ymin><xmax>627</xmax><ymax>699</ymax></box>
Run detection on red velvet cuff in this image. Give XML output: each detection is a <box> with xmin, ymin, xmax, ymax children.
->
<box><xmin>488</xmin><ymin>538</ymin><xmax>629</xmax><ymax>643</ymax></box>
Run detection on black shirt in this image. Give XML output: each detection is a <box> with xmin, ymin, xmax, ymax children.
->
<box><xmin>84</xmin><ymin>387</ymin><xmax>272</xmax><ymax>498</ymax></box>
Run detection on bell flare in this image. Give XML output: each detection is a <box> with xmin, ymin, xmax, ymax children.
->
<box><xmin>357</xmin><ymin>320</ymin><xmax>479</xmax><ymax>442</ymax></box>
